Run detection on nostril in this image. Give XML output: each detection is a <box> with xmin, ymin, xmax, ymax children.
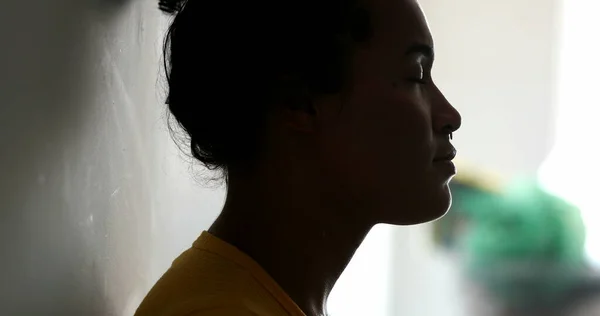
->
<box><xmin>441</xmin><ymin>123</ymin><xmax>456</xmax><ymax>136</ymax></box>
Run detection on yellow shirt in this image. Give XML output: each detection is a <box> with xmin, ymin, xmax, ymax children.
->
<box><xmin>135</xmin><ymin>232</ymin><xmax>306</xmax><ymax>316</ymax></box>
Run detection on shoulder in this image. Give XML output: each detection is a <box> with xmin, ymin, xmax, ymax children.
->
<box><xmin>178</xmin><ymin>305</ymin><xmax>261</xmax><ymax>316</ymax></box>
<box><xmin>134</xmin><ymin>247</ymin><xmax>282</xmax><ymax>316</ymax></box>
<box><xmin>137</xmin><ymin>302</ymin><xmax>260</xmax><ymax>316</ymax></box>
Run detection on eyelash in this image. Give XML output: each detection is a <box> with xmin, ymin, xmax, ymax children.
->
<box><xmin>409</xmin><ymin>63</ymin><xmax>430</xmax><ymax>85</ymax></box>
<box><xmin>409</xmin><ymin>78</ymin><xmax>429</xmax><ymax>85</ymax></box>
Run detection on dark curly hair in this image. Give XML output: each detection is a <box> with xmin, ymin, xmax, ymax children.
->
<box><xmin>159</xmin><ymin>0</ymin><xmax>372</xmax><ymax>177</ymax></box>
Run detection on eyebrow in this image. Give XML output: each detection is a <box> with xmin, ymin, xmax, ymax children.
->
<box><xmin>405</xmin><ymin>43</ymin><xmax>434</xmax><ymax>59</ymax></box>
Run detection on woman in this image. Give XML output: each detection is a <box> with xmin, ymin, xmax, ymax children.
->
<box><xmin>136</xmin><ymin>0</ymin><xmax>461</xmax><ymax>315</ymax></box>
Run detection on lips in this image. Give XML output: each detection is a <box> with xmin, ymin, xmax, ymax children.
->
<box><xmin>433</xmin><ymin>147</ymin><xmax>457</xmax><ymax>162</ymax></box>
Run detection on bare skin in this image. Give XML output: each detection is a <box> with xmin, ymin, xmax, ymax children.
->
<box><xmin>209</xmin><ymin>0</ymin><xmax>462</xmax><ymax>315</ymax></box>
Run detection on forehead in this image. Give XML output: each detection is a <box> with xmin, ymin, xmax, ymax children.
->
<box><xmin>365</xmin><ymin>0</ymin><xmax>433</xmax><ymax>48</ymax></box>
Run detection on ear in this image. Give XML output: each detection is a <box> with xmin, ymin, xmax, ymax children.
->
<box><xmin>272</xmin><ymin>76</ymin><xmax>318</xmax><ymax>133</ymax></box>
<box><xmin>273</xmin><ymin>76</ymin><xmax>343</xmax><ymax>133</ymax></box>
<box><xmin>277</xmin><ymin>96</ymin><xmax>318</xmax><ymax>133</ymax></box>
<box><xmin>279</xmin><ymin>94</ymin><xmax>344</xmax><ymax>135</ymax></box>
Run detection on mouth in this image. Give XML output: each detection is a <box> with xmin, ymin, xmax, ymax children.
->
<box><xmin>433</xmin><ymin>147</ymin><xmax>457</xmax><ymax>177</ymax></box>
<box><xmin>433</xmin><ymin>147</ymin><xmax>457</xmax><ymax>162</ymax></box>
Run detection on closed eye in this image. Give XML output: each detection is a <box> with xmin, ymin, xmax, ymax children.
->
<box><xmin>407</xmin><ymin>62</ymin><xmax>430</xmax><ymax>84</ymax></box>
<box><xmin>408</xmin><ymin>77</ymin><xmax>430</xmax><ymax>85</ymax></box>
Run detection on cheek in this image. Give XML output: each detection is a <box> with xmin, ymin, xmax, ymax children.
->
<box><xmin>318</xmin><ymin>86</ymin><xmax>450</xmax><ymax>223</ymax></box>
<box><xmin>321</xmin><ymin>86</ymin><xmax>434</xmax><ymax>187</ymax></box>
<box><xmin>352</xmin><ymin>87</ymin><xmax>433</xmax><ymax>164</ymax></box>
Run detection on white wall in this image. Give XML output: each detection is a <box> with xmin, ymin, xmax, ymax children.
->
<box><xmin>328</xmin><ymin>225</ymin><xmax>394</xmax><ymax>316</ymax></box>
<box><xmin>0</xmin><ymin>1</ymin><xmax>223</xmax><ymax>315</ymax></box>
<box><xmin>539</xmin><ymin>0</ymin><xmax>600</xmax><ymax>268</ymax></box>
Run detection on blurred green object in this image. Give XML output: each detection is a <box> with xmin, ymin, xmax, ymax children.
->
<box><xmin>457</xmin><ymin>177</ymin><xmax>586</xmax><ymax>307</ymax></box>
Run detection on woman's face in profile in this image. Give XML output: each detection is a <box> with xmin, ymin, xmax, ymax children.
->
<box><xmin>315</xmin><ymin>0</ymin><xmax>461</xmax><ymax>225</ymax></box>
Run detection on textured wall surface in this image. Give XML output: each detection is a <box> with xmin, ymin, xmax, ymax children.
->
<box><xmin>0</xmin><ymin>1</ymin><xmax>223</xmax><ymax>315</ymax></box>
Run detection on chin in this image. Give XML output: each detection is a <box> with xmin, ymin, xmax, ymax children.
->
<box><xmin>384</xmin><ymin>186</ymin><xmax>453</xmax><ymax>226</ymax></box>
<box><xmin>425</xmin><ymin>201</ymin><xmax>452</xmax><ymax>222</ymax></box>
<box><xmin>383</xmin><ymin>206</ymin><xmax>449</xmax><ymax>226</ymax></box>
<box><xmin>412</xmin><ymin>203</ymin><xmax>450</xmax><ymax>224</ymax></box>
<box><xmin>428</xmin><ymin>185</ymin><xmax>453</xmax><ymax>221</ymax></box>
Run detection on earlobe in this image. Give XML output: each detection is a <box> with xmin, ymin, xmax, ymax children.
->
<box><xmin>278</xmin><ymin>100</ymin><xmax>318</xmax><ymax>133</ymax></box>
<box><xmin>273</xmin><ymin>75</ymin><xmax>319</xmax><ymax>132</ymax></box>
<box><xmin>273</xmin><ymin>77</ymin><xmax>343</xmax><ymax>133</ymax></box>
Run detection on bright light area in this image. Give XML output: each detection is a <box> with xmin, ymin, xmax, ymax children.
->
<box><xmin>327</xmin><ymin>225</ymin><xmax>393</xmax><ymax>316</ymax></box>
<box><xmin>538</xmin><ymin>0</ymin><xmax>600</xmax><ymax>267</ymax></box>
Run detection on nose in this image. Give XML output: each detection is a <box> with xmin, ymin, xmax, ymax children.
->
<box><xmin>432</xmin><ymin>87</ymin><xmax>461</xmax><ymax>136</ymax></box>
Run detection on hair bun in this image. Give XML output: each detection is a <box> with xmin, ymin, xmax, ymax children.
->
<box><xmin>158</xmin><ymin>0</ymin><xmax>186</xmax><ymax>15</ymax></box>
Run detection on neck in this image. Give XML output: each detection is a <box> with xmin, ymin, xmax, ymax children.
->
<box><xmin>208</xmin><ymin>165</ymin><xmax>372</xmax><ymax>316</ymax></box>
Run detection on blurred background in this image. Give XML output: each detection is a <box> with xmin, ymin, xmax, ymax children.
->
<box><xmin>0</xmin><ymin>0</ymin><xmax>598</xmax><ymax>315</ymax></box>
